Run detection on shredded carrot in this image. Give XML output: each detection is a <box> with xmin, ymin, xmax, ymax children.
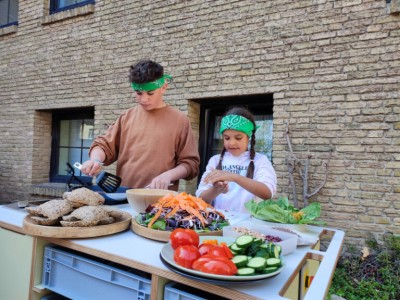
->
<box><xmin>147</xmin><ymin>192</ymin><xmax>225</xmax><ymax>229</ymax></box>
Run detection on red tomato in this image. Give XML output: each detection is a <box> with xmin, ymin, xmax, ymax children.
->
<box><xmin>198</xmin><ymin>244</ymin><xmax>231</xmax><ymax>258</ymax></box>
<box><xmin>173</xmin><ymin>245</ymin><xmax>201</xmax><ymax>269</ymax></box>
<box><xmin>194</xmin><ymin>260</ymin><xmax>237</xmax><ymax>276</ymax></box>
<box><xmin>198</xmin><ymin>244</ymin><xmax>217</xmax><ymax>256</ymax></box>
<box><xmin>220</xmin><ymin>244</ymin><xmax>234</xmax><ymax>259</ymax></box>
<box><xmin>192</xmin><ymin>254</ymin><xmax>237</xmax><ymax>275</ymax></box>
<box><xmin>170</xmin><ymin>228</ymin><xmax>200</xmax><ymax>250</ymax></box>
<box><xmin>191</xmin><ymin>255</ymin><xmax>215</xmax><ymax>270</ymax></box>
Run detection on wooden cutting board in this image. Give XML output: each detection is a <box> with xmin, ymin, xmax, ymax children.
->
<box><xmin>23</xmin><ymin>212</ymin><xmax>132</xmax><ymax>238</ymax></box>
<box><xmin>131</xmin><ymin>219</ymin><xmax>223</xmax><ymax>242</ymax></box>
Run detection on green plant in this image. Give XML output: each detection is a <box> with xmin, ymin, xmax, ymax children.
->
<box><xmin>328</xmin><ymin>234</ymin><xmax>400</xmax><ymax>300</ymax></box>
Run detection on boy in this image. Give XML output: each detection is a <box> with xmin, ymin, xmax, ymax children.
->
<box><xmin>81</xmin><ymin>60</ymin><xmax>200</xmax><ymax>190</ymax></box>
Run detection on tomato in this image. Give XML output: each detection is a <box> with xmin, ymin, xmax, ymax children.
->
<box><xmin>191</xmin><ymin>255</ymin><xmax>216</xmax><ymax>270</ymax></box>
<box><xmin>220</xmin><ymin>243</ymin><xmax>234</xmax><ymax>259</ymax></box>
<box><xmin>198</xmin><ymin>244</ymin><xmax>217</xmax><ymax>256</ymax></box>
<box><xmin>199</xmin><ymin>260</ymin><xmax>236</xmax><ymax>275</ymax></box>
<box><xmin>173</xmin><ymin>245</ymin><xmax>201</xmax><ymax>269</ymax></box>
<box><xmin>170</xmin><ymin>228</ymin><xmax>200</xmax><ymax>250</ymax></box>
<box><xmin>192</xmin><ymin>254</ymin><xmax>237</xmax><ymax>275</ymax></box>
<box><xmin>198</xmin><ymin>243</ymin><xmax>231</xmax><ymax>258</ymax></box>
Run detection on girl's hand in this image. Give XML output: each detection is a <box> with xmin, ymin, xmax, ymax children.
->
<box><xmin>213</xmin><ymin>181</ymin><xmax>229</xmax><ymax>194</ymax></box>
<box><xmin>204</xmin><ymin>169</ymin><xmax>236</xmax><ymax>184</ymax></box>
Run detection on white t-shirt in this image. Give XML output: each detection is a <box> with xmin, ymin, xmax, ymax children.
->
<box><xmin>196</xmin><ymin>151</ymin><xmax>277</xmax><ymax>214</ymax></box>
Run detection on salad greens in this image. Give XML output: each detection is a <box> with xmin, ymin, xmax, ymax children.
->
<box><xmin>135</xmin><ymin>210</ymin><xmax>230</xmax><ymax>232</ymax></box>
<box><xmin>245</xmin><ymin>196</ymin><xmax>326</xmax><ymax>225</ymax></box>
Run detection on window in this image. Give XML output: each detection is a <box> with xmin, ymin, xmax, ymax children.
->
<box><xmin>50</xmin><ymin>108</ymin><xmax>94</xmax><ymax>184</ymax></box>
<box><xmin>50</xmin><ymin>0</ymin><xmax>94</xmax><ymax>14</ymax></box>
<box><xmin>197</xmin><ymin>95</ymin><xmax>274</xmax><ymax>181</ymax></box>
<box><xmin>0</xmin><ymin>0</ymin><xmax>18</xmax><ymax>28</ymax></box>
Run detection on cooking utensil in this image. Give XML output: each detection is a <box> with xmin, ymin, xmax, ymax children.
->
<box><xmin>73</xmin><ymin>162</ymin><xmax>122</xmax><ymax>193</ymax></box>
<box><xmin>66</xmin><ymin>162</ymin><xmax>92</xmax><ymax>191</ymax></box>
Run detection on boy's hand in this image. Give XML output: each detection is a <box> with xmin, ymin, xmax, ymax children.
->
<box><xmin>80</xmin><ymin>159</ymin><xmax>103</xmax><ymax>176</ymax></box>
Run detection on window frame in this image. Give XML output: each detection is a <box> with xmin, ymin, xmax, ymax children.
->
<box><xmin>0</xmin><ymin>0</ymin><xmax>18</xmax><ymax>28</ymax></box>
<box><xmin>49</xmin><ymin>0</ymin><xmax>94</xmax><ymax>14</ymax></box>
<box><xmin>197</xmin><ymin>95</ymin><xmax>274</xmax><ymax>183</ymax></box>
<box><xmin>50</xmin><ymin>108</ymin><xmax>94</xmax><ymax>184</ymax></box>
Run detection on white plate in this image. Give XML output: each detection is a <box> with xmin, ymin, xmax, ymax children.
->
<box><xmin>160</xmin><ymin>236</ymin><xmax>284</xmax><ymax>282</ymax></box>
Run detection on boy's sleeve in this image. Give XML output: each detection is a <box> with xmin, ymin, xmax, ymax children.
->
<box><xmin>89</xmin><ymin>116</ymin><xmax>122</xmax><ymax>165</ymax></box>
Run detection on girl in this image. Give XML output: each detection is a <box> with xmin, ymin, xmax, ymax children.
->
<box><xmin>196</xmin><ymin>107</ymin><xmax>277</xmax><ymax>214</ymax></box>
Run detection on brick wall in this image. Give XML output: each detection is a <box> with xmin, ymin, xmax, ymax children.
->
<box><xmin>0</xmin><ymin>0</ymin><xmax>399</xmax><ymax>249</ymax></box>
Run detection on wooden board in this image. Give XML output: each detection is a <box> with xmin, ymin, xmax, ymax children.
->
<box><xmin>131</xmin><ymin>219</ymin><xmax>222</xmax><ymax>242</ymax></box>
<box><xmin>23</xmin><ymin>212</ymin><xmax>132</xmax><ymax>239</ymax></box>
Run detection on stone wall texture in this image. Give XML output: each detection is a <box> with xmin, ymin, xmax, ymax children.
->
<box><xmin>0</xmin><ymin>0</ymin><xmax>399</xmax><ymax>249</ymax></box>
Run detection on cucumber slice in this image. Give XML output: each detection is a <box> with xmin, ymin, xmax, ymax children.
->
<box><xmin>259</xmin><ymin>242</ymin><xmax>270</xmax><ymax>250</ymax></box>
<box><xmin>269</xmin><ymin>244</ymin><xmax>280</xmax><ymax>259</ymax></box>
<box><xmin>246</xmin><ymin>257</ymin><xmax>267</xmax><ymax>271</ymax></box>
<box><xmin>275</xmin><ymin>245</ymin><xmax>282</xmax><ymax>255</ymax></box>
<box><xmin>272</xmin><ymin>245</ymin><xmax>280</xmax><ymax>259</ymax></box>
<box><xmin>231</xmin><ymin>255</ymin><xmax>248</xmax><ymax>268</ymax></box>
<box><xmin>262</xmin><ymin>266</ymin><xmax>278</xmax><ymax>274</ymax></box>
<box><xmin>229</xmin><ymin>243</ymin><xmax>244</xmax><ymax>253</ymax></box>
<box><xmin>235</xmin><ymin>235</ymin><xmax>254</xmax><ymax>249</ymax></box>
<box><xmin>255</xmin><ymin>249</ymin><xmax>270</xmax><ymax>259</ymax></box>
<box><xmin>253</xmin><ymin>237</ymin><xmax>264</xmax><ymax>246</ymax></box>
<box><xmin>237</xmin><ymin>267</ymin><xmax>256</xmax><ymax>276</ymax></box>
<box><xmin>266</xmin><ymin>258</ymin><xmax>281</xmax><ymax>267</ymax></box>
<box><xmin>247</xmin><ymin>242</ymin><xmax>262</xmax><ymax>256</ymax></box>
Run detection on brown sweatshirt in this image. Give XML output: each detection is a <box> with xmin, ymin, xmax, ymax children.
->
<box><xmin>89</xmin><ymin>105</ymin><xmax>200</xmax><ymax>189</ymax></box>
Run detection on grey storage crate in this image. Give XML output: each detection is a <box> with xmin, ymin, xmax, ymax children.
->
<box><xmin>164</xmin><ymin>282</ymin><xmax>229</xmax><ymax>300</ymax></box>
<box><xmin>42</xmin><ymin>245</ymin><xmax>151</xmax><ymax>300</ymax></box>
<box><xmin>41</xmin><ymin>292</ymin><xmax>70</xmax><ymax>300</ymax></box>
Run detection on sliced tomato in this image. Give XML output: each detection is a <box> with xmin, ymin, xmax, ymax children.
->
<box><xmin>220</xmin><ymin>243</ymin><xmax>234</xmax><ymax>259</ymax></box>
<box><xmin>197</xmin><ymin>260</ymin><xmax>237</xmax><ymax>276</ymax></box>
<box><xmin>170</xmin><ymin>228</ymin><xmax>200</xmax><ymax>250</ymax></box>
<box><xmin>173</xmin><ymin>245</ymin><xmax>201</xmax><ymax>269</ymax></box>
<box><xmin>192</xmin><ymin>254</ymin><xmax>237</xmax><ymax>275</ymax></box>
<box><xmin>192</xmin><ymin>258</ymin><xmax>212</xmax><ymax>270</ymax></box>
<box><xmin>198</xmin><ymin>244</ymin><xmax>231</xmax><ymax>258</ymax></box>
<box><xmin>198</xmin><ymin>244</ymin><xmax>217</xmax><ymax>256</ymax></box>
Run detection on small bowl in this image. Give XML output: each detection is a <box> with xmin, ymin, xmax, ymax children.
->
<box><xmin>126</xmin><ymin>189</ymin><xmax>177</xmax><ymax>213</ymax></box>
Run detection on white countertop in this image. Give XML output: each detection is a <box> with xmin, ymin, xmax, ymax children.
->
<box><xmin>0</xmin><ymin>204</ymin><xmax>344</xmax><ymax>300</ymax></box>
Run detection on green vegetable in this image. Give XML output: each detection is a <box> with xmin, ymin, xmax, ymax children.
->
<box><xmin>237</xmin><ymin>267</ymin><xmax>256</xmax><ymax>276</ymax></box>
<box><xmin>235</xmin><ymin>235</ymin><xmax>254</xmax><ymax>249</ymax></box>
<box><xmin>229</xmin><ymin>234</ymin><xmax>284</xmax><ymax>276</ymax></box>
<box><xmin>266</xmin><ymin>258</ymin><xmax>281</xmax><ymax>267</ymax></box>
<box><xmin>231</xmin><ymin>255</ymin><xmax>248</xmax><ymax>268</ymax></box>
<box><xmin>247</xmin><ymin>257</ymin><xmax>267</xmax><ymax>271</ymax></box>
<box><xmin>151</xmin><ymin>220</ymin><xmax>166</xmax><ymax>230</ymax></box>
<box><xmin>262</xmin><ymin>266</ymin><xmax>278</xmax><ymax>274</ymax></box>
<box><xmin>244</xmin><ymin>196</ymin><xmax>326</xmax><ymax>225</ymax></box>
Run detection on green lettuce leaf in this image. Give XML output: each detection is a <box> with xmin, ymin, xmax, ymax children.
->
<box><xmin>245</xmin><ymin>197</ymin><xmax>325</xmax><ymax>225</ymax></box>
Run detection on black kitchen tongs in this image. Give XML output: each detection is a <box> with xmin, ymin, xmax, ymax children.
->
<box><xmin>73</xmin><ymin>162</ymin><xmax>122</xmax><ymax>193</ymax></box>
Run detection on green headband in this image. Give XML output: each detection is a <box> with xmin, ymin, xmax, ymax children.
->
<box><xmin>219</xmin><ymin>114</ymin><xmax>255</xmax><ymax>137</ymax></box>
<box><xmin>131</xmin><ymin>74</ymin><xmax>172</xmax><ymax>91</ymax></box>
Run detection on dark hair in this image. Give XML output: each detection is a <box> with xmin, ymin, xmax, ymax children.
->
<box><xmin>129</xmin><ymin>60</ymin><xmax>164</xmax><ymax>83</ymax></box>
<box><xmin>216</xmin><ymin>106</ymin><xmax>257</xmax><ymax>179</ymax></box>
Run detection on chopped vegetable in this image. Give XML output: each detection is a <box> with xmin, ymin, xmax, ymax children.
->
<box><xmin>136</xmin><ymin>192</ymin><xmax>229</xmax><ymax>232</ymax></box>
